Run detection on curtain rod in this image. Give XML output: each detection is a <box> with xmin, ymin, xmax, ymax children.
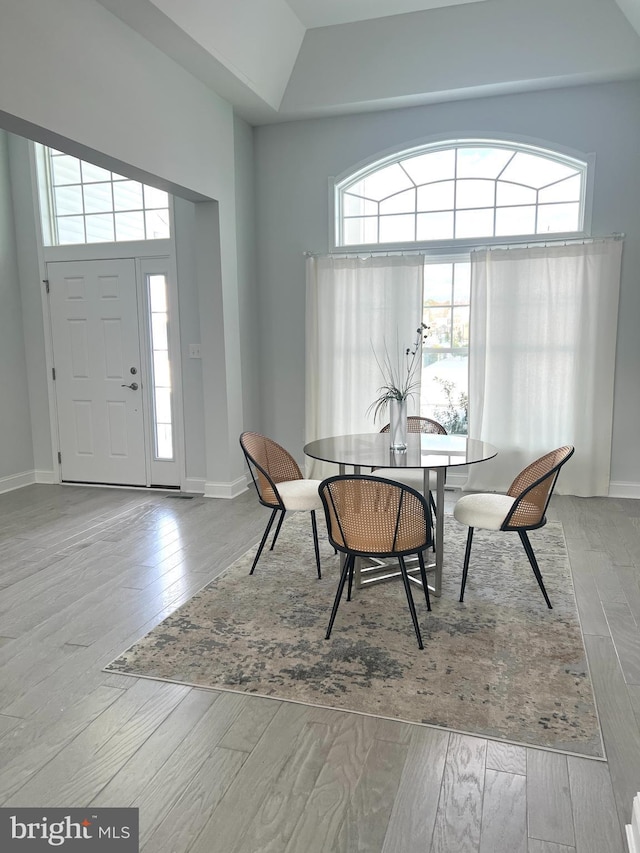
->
<box><xmin>304</xmin><ymin>233</ymin><xmax>625</xmax><ymax>258</ymax></box>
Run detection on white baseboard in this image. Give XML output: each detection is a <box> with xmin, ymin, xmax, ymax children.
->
<box><xmin>443</xmin><ymin>471</ymin><xmax>468</xmax><ymax>490</ymax></box>
<box><xmin>609</xmin><ymin>481</ymin><xmax>640</xmax><ymax>499</ymax></box>
<box><xmin>626</xmin><ymin>792</ymin><xmax>640</xmax><ymax>853</ymax></box>
<box><xmin>204</xmin><ymin>475</ymin><xmax>248</xmax><ymax>499</ymax></box>
<box><xmin>4</xmin><ymin>469</ymin><xmax>638</xmax><ymax>502</ymax></box>
<box><xmin>0</xmin><ymin>470</ymin><xmax>247</xmax><ymax>498</ymax></box>
<box><xmin>448</xmin><ymin>473</ymin><xmax>640</xmax><ymax>499</ymax></box>
<box><xmin>182</xmin><ymin>477</ymin><xmax>206</xmax><ymax>495</ymax></box>
<box><xmin>0</xmin><ymin>470</ymin><xmax>37</xmax><ymax>494</ymax></box>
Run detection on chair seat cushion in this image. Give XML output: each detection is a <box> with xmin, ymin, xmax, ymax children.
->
<box><xmin>373</xmin><ymin>468</ymin><xmax>437</xmax><ymax>492</ymax></box>
<box><xmin>453</xmin><ymin>492</ymin><xmax>516</xmax><ymax>531</ymax></box>
<box><xmin>277</xmin><ymin>479</ymin><xmax>323</xmax><ymax>511</ymax></box>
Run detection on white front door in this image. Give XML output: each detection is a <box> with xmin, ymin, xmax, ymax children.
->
<box><xmin>48</xmin><ymin>259</ymin><xmax>147</xmax><ymax>485</ymax></box>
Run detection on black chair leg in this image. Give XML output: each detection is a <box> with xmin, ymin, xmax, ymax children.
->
<box><xmin>347</xmin><ymin>555</ymin><xmax>355</xmax><ymax>601</ymax></box>
<box><xmin>269</xmin><ymin>510</ymin><xmax>286</xmax><ymax>550</ymax></box>
<box><xmin>398</xmin><ymin>556</ymin><xmax>424</xmax><ymax>649</ymax></box>
<box><xmin>310</xmin><ymin>510</ymin><xmax>322</xmax><ymax>579</ymax></box>
<box><xmin>459</xmin><ymin>527</ymin><xmax>474</xmax><ymax>601</ymax></box>
<box><xmin>519</xmin><ymin>530</ymin><xmax>552</xmax><ymax>609</ymax></box>
<box><xmin>250</xmin><ymin>509</ymin><xmax>278</xmax><ymax>575</ymax></box>
<box><xmin>326</xmin><ymin>554</ymin><xmax>352</xmax><ymax>639</ymax></box>
<box><xmin>417</xmin><ymin>550</ymin><xmax>431</xmax><ymax>611</ymax></box>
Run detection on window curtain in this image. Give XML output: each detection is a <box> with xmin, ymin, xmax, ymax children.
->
<box><xmin>305</xmin><ymin>255</ymin><xmax>424</xmax><ymax>478</ymax></box>
<box><xmin>466</xmin><ymin>239</ymin><xmax>623</xmax><ymax>496</ymax></box>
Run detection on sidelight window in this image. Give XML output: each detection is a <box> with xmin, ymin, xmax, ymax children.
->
<box><xmin>146</xmin><ymin>273</ymin><xmax>174</xmax><ymax>461</ymax></box>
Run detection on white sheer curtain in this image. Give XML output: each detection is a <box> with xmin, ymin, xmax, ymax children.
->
<box><xmin>306</xmin><ymin>255</ymin><xmax>424</xmax><ymax>478</ymax></box>
<box><xmin>466</xmin><ymin>239</ymin><xmax>623</xmax><ymax>496</ymax></box>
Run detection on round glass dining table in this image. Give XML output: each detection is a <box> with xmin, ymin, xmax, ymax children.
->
<box><xmin>304</xmin><ymin>433</ymin><xmax>497</xmax><ymax>596</ymax></box>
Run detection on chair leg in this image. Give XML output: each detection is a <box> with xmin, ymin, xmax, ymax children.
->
<box><xmin>347</xmin><ymin>556</ymin><xmax>355</xmax><ymax>601</ymax></box>
<box><xmin>310</xmin><ymin>510</ymin><xmax>322</xmax><ymax>579</ymax></box>
<box><xmin>326</xmin><ymin>554</ymin><xmax>352</xmax><ymax>640</ymax></box>
<box><xmin>417</xmin><ymin>550</ymin><xmax>431</xmax><ymax>611</ymax></box>
<box><xmin>459</xmin><ymin>527</ymin><xmax>474</xmax><ymax>601</ymax></box>
<box><xmin>429</xmin><ymin>491</ymin><xmax>437</xmax><ymax>551</ymax></box>
<box><xmin>269</xmin><ymin>510</ymin><xmax>286</xmax><ymax>550</ymax></box>
<box><xmin>398</xmin><ymin>556</ymin><xmax>424</xmax><ymax>650</ymax></box>
<box><xmin>518</xmin><ymin>530</ymin><xmax>553</xmax><ymax>609</ymax></box>
<box><xmin>250</xmin><ymin>509</ymin><xmax>278</xmax><ymax>575</ymax></box>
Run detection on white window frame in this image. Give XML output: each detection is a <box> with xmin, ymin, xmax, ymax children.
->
<box><xmin>139</xmin><ymin>256</ymin><xmax>185</xmax><ymax>488</ymax></box>
<box><xmin>34</xmin><ymin>143</ymin><xmax>171</xmax><ymax>247</ymax></box>
<box><xmin>332</xmin><ymin>137</ymin><xmax>594</xmax><ymax>252</ymax></box>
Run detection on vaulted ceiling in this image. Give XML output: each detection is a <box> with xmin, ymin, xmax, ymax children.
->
<box><xmin>286</xmin><ymin>0</ymin><xmax>488</xmax><ymax>28</ymax></box>
<box><xmin>97</xmin><ymin>0</ymin><xmax>640</xmax><ymax>124</ymax></box>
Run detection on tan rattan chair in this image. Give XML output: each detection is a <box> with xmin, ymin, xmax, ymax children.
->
<box><xmin>376</xmin><ymin>416</ymin><xmax>447</xmax><ymax>543</ymax></box>
<box><xmin>453</xmin><ymin>445</ymin><xmax>574</xmax><ymax>608</ymax></box>
<box><xmin>380</xmin><ymin>416</ymin><xmax>447</xmax><ymax>438</ymax></box>
<box><xmin>240</xmin><ymin>432</ymin><xmax>323</xmax><ymax>578</ymax></box>
<box><xmin>319</xmin><ymin>474</ymin><xmax>432</xmax><ymax>649</ymax></box>
<box><xmin>377</xmin><ymin>416</ymin><xmax>447</xmax><ymax>495</ymax></box>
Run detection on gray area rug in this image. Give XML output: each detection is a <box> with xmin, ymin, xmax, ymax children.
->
<box><xmin>105</xmin><ymin>511</ymin><xmax>603</xmax><ymax>757</ymax></box>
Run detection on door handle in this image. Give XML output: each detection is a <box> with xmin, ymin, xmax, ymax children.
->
<box><xmin>121</xmin><ymin>382</ymin><xmax>139</xmax><ymax>391</ymax></box>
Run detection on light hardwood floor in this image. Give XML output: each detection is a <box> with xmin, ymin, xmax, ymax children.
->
<box><xmin>0</xmin><ymin>484</ymin><xmax>638</xmax><ymax>852</ymax></box>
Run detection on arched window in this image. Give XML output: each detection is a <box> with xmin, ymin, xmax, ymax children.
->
<box><xmin>330</xmin><ymin>139</ymin><xmax>590</xmax><ymax>434</ymax></box>
<box><xmin>335</xmin><ymin>140</ymin><xmax>587</xmax><ymax>248</ymax></box>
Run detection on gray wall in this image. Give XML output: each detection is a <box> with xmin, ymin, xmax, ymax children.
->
<box><xmin>173</xmin><ymin>196</ymin><xmax>206</xmax><ymax>486</ymax></box>
<box><xmin>0</xmin><ymin>0</ymin><xmax>253</xmax><ymax>493</ymax></box>
<box><xmin>7</xmin><ymin>134</ymin><xmax>54</xmax><ymax>480</ymax></box>
<box><xmin>233</xmin><ymin>115</ymin><xmax>262</xmax><ymax>435</ymax></box>
<box><xmin>282</xmin><ymin>0</ymin><xmax>640</xmax><ymax>117</ymax></box>
<box><xmin>0</xmin><ymin>0</ymin><xmax>235</xmax><ymax>204</ymax></box>
<box><xmin>0</xmin><ymin>131</ymin><xmax>33</xmax><ymax>480</ymax></box>
<box><xmin>254</xmin><ymin>80</ymin><xmax>640</xmax><ymax>491</ymax></box>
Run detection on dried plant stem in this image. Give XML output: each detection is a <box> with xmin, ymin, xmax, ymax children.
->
<box><xmin>367</xmin><ymin>323</ymin><xmax>428</xmax><ymax>422</ymax></box>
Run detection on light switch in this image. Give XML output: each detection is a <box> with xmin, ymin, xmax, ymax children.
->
<box><xmin>188</xmin><ymin>343</ymin><xmax>201</xmax><ymax>359</ymax></box>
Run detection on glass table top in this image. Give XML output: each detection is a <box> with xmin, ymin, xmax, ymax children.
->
<box><xmin>304</xmin><ymin>432</ymin><xmax>497</xmax><ymax>470</ymax></box>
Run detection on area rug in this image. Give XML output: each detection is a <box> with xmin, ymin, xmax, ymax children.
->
<box><xmin>105</xmin><ymin>511</ymin><xmax>603</xmax><ymax>757</ymax></box>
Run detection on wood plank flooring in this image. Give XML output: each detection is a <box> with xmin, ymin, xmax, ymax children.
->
<box><xmin>0</xmin><ymin>484</ymin><xmax>637</xmax><ymax>852</ymax></box>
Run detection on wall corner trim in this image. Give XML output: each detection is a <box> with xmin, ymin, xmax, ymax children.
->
<box><xmin>204</xmin><ymin>475</ymin><xmax>249</xmax><ymax>500</ymax></box>
<box><xmin>182</xmin><ymin>477</ymin><xmax>206</xmax><ymax>495</ymax></box>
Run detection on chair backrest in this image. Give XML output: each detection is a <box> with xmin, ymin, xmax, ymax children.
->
<box><xmin>380</xmin><ymin>416</ymin><xmax>447</xmax><ymax>435</ymax></box>
<box><xmin>319</xmin><ymin>475</ymin><xmax>431</xmax><ymax>557</ymax></box>
<box><xmin>502</xmin><ymin>445</ymin><xmax>574</xmax><ymax>530</ymax></box>
<box><xmin>239</xmin><ymin>432</ymin><xmax>302</xmax><ymax>508</ymax></box>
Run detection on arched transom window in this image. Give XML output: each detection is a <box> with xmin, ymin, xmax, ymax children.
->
<box><xmin>335</xmin><ymin>140</ymin><xmax>587</xmax><ymax>247</ymax></box>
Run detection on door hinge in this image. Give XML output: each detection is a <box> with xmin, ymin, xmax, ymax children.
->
<box><xmin>52</xmin><ymin>367</ymin><xmax>56</xmax><ymax>381</ymax></box>
<box><xmin>43</xmin><ymin>279</ymin><xmax>50</xmax><ymax>294</ymax></box>
<box><xmin>57</xmin><ymin>451</ymin><xmax>62</xmax><ymax>464</ymax></box>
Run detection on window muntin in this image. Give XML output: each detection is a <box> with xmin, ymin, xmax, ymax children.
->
<box><xmin>336</xmin><ymin>141</ymin><xmax>587</xmax><ymax>247</ymax></box>
<box><xmin>36</xmin><ymin>146</ymin><xmax>170</xmax><ymax>246</ymax></box>
<box><xmin>421</xmin><ymin>259</ymin><xmax>469</xmax><ymax>434</ymax></box>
